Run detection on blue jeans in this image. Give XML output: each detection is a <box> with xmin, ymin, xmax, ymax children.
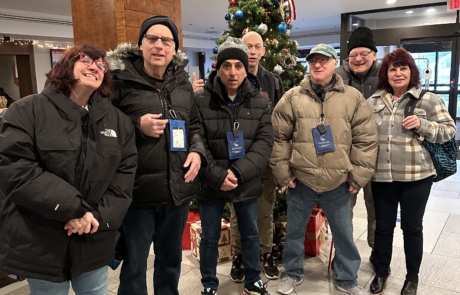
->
<box><xmin>28</xmin><ymin>266</ymin><xmax>108</xmax><ymax>295</ymax></box>
<box><xmin>199</xmin><ymin>199</ymin><xmax>260</xmax><ymax>290</ymax></box>
<box><xmin>118</xmin><ymin>203</ymin><xmax>189</xmax><ymax>295</ymax></box>
<box><xmin>283</xmin><ymin>181</ymin><xmax>360</xmax><ymax>288</ymax></box>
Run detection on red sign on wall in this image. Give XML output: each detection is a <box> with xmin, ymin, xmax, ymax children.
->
<box><xmin>448</xmin><ymin>0</ymin><xmax>460</xmax><ymax>11</ymax></box>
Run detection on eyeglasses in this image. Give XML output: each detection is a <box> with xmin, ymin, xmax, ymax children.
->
<box><xmin>144</xmin><ymin>34</ymin><xmax>175</xmax><ymax>49</ymax></box>
<box><xmin>349</xmin><ymin>50</ymin><xmax>373</xmax><ymax>59</ymax></box>
<box><xmin>307</xmin><ymin>57</ymin><xmax>331</xmax><ymax>66</ymax></box>
<box><xmin>79</xmin><ymin>53</ymin><xmax>107</xmax><ymax>73</ymax></box>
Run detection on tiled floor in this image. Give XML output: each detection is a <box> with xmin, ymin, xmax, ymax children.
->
<box><xmin>2</xmin><ymin>167</ymin><xmax>460</xmax><ymax>295</ymax></box>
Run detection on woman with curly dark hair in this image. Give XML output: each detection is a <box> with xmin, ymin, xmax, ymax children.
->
<box><xmin>367</xmin><ymin>48</ymin><xmax>456</xmax><ymax>295</ymax></box>
<box><xmin>0</xmin><ymin>43</ymin><xmax>138</xmax><ymax>295</ymax></box>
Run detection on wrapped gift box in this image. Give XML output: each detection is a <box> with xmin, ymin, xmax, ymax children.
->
<box><xmin>191</xmin><ymin>219</ymin><xmax>233</xmax><ymax>263</ymax></box>
<box><xmin>182</xmin><ymin>211</ymin><xmax>201</xmax><ymax>250</ymax></box>
<box><xmin>304</xmin><ymin>208</ymin><xmax>327</xmax><ymax>256</ymax></box>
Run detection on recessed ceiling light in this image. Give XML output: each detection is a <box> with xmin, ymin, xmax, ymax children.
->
<box><xmin>352</xmin><ymin>23</ymin><xmax>359</xmax><ymax>26</ymax></box>
<box><xmin>406</xmin><ymin>10</ymin><xmax>414</xmax><ymax>14</ymax></box>
<box><xmin>427</xmin><ymin>8</ymin><xmax>436</xmax><ymax>13</ymax></box>
<box><xmin>189</xmin><ymin>23</ymin><xmax>193</xmax><ymax>25</ymax></box>
<box><xmin>210</xmin><ymin>26</ymin><xmax>214</xmax><ymax>29</ymax></box>
<box><xmin>386</xmin><ymin>0</ymin><xmax>396</xmax><ymax>3</ymax></box>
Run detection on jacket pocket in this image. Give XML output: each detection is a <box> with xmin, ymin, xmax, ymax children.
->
<box><xmin>372</xmin><ymin>105</ymin><xmax>386</xmax><ymax>126</ymax></box>
<box><xmin>413</xmin><ymin>108</ymin><xmax>427</xmax><ymax>119</ymax></box>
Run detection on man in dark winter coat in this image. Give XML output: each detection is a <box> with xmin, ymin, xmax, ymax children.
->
<box><xmin>228</xmin><ymin>31</ymin><xmax>284</xmax><ymax>282</ymax></box>
<box><xmin>106</xmin><ymin>15</ymin><xmax>206</xmax><ymax>295</ymax></box>
<box><xmin>194</xmin><ymin>37</ymin><xmax>273</xmax><ymax>295</ymax></box>
<box><xmin>334</xmin><ymin>26</ymin><xmax>379</xmax><ymax>263</ymax></box>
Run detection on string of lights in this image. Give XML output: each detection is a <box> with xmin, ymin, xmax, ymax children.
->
<box><xmin>0</xmin><ymin>37</ymin><xmax>72</xmax><ymax>49</ymax></box>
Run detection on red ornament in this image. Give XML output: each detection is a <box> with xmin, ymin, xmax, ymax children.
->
<box><xmin>230</xmin><ymin>0</ymin><xmax>237</xmax><ymax>6</ymax></box>
<box><xmin>212</xmin><ymin>62</ymin><xmax>217</xmax><ymax>69</ymax></box>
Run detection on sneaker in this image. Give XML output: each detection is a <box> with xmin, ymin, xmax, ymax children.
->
<box><xmin>242</xmin><ymin>279</ymin><xmax>270</xmax><ymax>295</ymax></box>
<box><xmin>201</xmin><ymin>288</ymin><xmax>217</xmax><ymax>295</ymax></box>
<box><xmin>335</xmin><ymin>284</ymin><xmax>370</xmax><ymax>295</ymax></box>
<box><xmin>276</xmin><ymin>276</ymin><xmax>304</xmax><ymax>294</ymax></box>
<box><xmin>230</xmin><ymin>254</ymin><xmax>245</xmax><ymax>283</ymax></box>
<box><xmin>261</xmin><ymin>253</ymin><xmax>279</xmax><ymax>280</ymax></box>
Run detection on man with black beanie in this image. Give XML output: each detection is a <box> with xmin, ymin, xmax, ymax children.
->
<box><xmin>194</xmin><ymin>37</ymin><xmax>273</xmax><ymax>295</ymax></box>
<box><xmin>335</xmin><ymin>26</ymin><xmax>379</xmax><ymax>268</ymax></box>
<box><xmin>106</xmin><ymin>15</ymin><xmax>206</xmax><ymax>295</ymax></box>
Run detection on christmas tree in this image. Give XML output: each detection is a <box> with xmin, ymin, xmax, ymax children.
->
<box><xmin>210</xmin><ymin>0</ymin><xmax>306</xmax><ymax>91</ymax></box>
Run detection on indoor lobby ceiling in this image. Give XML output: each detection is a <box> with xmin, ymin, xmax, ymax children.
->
<box><xmin>0</xmin><ymin>0</ymin><xmax>447</xmax><ymax>37</ymax></box>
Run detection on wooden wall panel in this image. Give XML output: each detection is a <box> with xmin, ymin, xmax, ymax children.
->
<box><xmin>71</xmin><ymin>0</ymin><xmax>117</xmax><ymax>50</ymax></box>
<box><xmin>71</xmin><ymin>0</ymin><xmax>182</xmax><ymax>50</ymax></box>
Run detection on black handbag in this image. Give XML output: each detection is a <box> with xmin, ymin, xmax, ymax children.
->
<box><xmin>404</xmin><ymin>90</ymin><xmax>458</xmax><ymax>182</ymax></box>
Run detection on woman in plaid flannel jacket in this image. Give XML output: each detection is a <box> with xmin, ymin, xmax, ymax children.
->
<box><xmin>367</xmin><ymin>48</ymin><xmax>456</xmax><ymax>295</ymax></box>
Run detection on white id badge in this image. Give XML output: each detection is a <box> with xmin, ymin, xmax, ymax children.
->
<box><xmin>169</xmin><ymin>119</ymin><xmax>187</xmax><ymax>152</ymax></box>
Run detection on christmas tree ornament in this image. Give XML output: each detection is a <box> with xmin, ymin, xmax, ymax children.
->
<box><xmin>286</xmin><ymin>29</ymin><xmax>291</xmax><ymax>36</ymax></box>
<box><xmin>292</xmin><ymin>40</ymin><xmax>299</xmax><ymax>48</ymax></box>
<box><xmin>211</xmin><ymin>62</ymin><xmax>217</xmax><ymax>69</ymax></box>
<box><xmin>278</xmin><ymin>23</ymin><xmax>287</xmax><ymax>33</ymax></box>
<box><xmin>252</xmin><ymin>25</ymin><xmax>259</xmax><ymax>32</ymax></box>
<box><xmin>234</xmin><ymin>10</ymin><xmax>244</xmax><ymax>20</ymax></box>
<box><xmin>225</xmin><ymin>13</ymin><xmax>231</xmax><ymax>21</ymax></box>
<box><xmin>229</xmin><ymin>0</ymin><xmax>237</xmax><ymax>7</ymax></box>
<box><xmin>272</xmin><ymin>0</ymin><xmax>280</xmax><ymax>4</ymax></box>
<box><xmin>212</xmin><ymin>47</ymin><xmax>218</xmax><ymax>54</ymax></box>
<box><xmin>258</xmin><ymin>23</ymin><xmax>268</xmax><ymax>34</ymax></box>
<box><xmin>242</xmin><ymin>27</ymin><xmax>251</xmax><ymax>35</ymax></box>
<box><xmin>274</xmin><ymin>64</ymin><xmax>283</xmax><ymax>74</ymax></box>
<box><xmin>283</xmin><ymin>1</ymin><xmax>289</xmax><ymax>8</ymax></box>
<box><xmin>281</xmin><ymin>53</ymin><xmax>296</xmax><ymax>69</ymax></box>
<box><xmin>283</xmin><ymin>0</ymin><xmax>297</xmax><ymax>26</ymax></box>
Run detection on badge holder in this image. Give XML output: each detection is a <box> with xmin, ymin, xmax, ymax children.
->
<box><xmin>226</xmin><ymin>121</ymin><xmax>245</xmax><ymax>160</ymax></box>
<box><xmin>169</xmin><ymin>109</ymin><xmax>187</xmax><ymax>152</ymax></box>
<box><xmin>312</xmin><ymin>115</ymin><xmax>335</xmax><ymax>154</ymax></box>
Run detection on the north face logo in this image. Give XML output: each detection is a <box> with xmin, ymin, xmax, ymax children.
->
<box><xmin>100</xmin><ymin>129</ymin><xmax>117</xmax><ymax>138</ymax></box>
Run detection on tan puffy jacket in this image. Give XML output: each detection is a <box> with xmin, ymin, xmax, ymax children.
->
<box><xmin>270</xmin><ymin>74</ymin><xmax>378</xmax><ymax>192</ymax></box>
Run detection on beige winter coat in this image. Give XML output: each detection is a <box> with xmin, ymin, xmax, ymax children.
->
<box><xmin>270</xmin><ymin>74</ymin><xmax>378</xmax><ymax>192</ymax></box>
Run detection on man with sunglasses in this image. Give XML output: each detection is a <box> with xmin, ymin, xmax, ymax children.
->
<box><xmin>335</xmin><ymin>26</ymin><xmax>380</xmax><ymax>265</ymax></box>
<box><xmin>106</xmin><ymin>15</ymin><xmax>206</xmax><ymax>295</ymax></box>
<box><xmin>271</xmin><ymin>43</ymin><xmax>378</xmax><ymax>295</ymax></box>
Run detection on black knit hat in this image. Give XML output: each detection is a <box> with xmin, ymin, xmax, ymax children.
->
<box><xmin>347</xmin><ymin>27</ymin><xmax>377</xmax><ymax>54</ymax></box>
<box><xmin>138</xmin><ymin>15</ymin><xmax>179</xmax><ymax>51</ymax></box>
<box><xmin>216</xmin><ymin>37</ymin><xmax>249</xmax><ymax>73</ymax></box>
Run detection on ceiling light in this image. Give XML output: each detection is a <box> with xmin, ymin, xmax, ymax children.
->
<box><xmin>352</xmin><ymin>23</ymin><xmax>359</xmax><ymax>26</ymax></box>
<box><xmin>386</xmin><ymin>0</ymin><xmax>396</xmax><ymax>3</ymax></box>
<box><xmin>188</xmin><ymin>23</ymin><xmax>193</xmax><ymax>25</ymax></box>
<box><xmin>427</xmin><ymin>8</ymin><xmax>436</xmax><ymax>13</ymax></box>
<box><xmin>406</xmin><ymin>10</ymin><xmax>414</xmax><ymax>14</ymax></box>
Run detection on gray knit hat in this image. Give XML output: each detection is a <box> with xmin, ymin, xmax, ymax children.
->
<box><xmin>216</xmin><ymin>37</ymin><xmax>249</xmax><ymax>72</ymax></box>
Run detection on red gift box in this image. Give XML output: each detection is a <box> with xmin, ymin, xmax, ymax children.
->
<box><xmin>190</xmin><ymin>219</ymin><xmax>233</xmax><ymax>263</ymax></box>
<box><xmin>304</xmin><ymin>208</ymin><xmax>327</xmax><ymax>256</ymax></box>
<box><xmin>182</xmin><ymin>211</ymin><xmax>201</xmax><ymax>250</ymax></box>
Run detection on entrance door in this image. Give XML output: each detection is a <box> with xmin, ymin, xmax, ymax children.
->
<box><xmin>400</xmin><ymin>37</ymin><xmax>460</xmax><ymax>125</ymax></box>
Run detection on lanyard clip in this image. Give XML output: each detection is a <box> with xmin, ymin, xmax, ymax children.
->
<box><xmin>169</xmin><ymin>109</ymin><xmax>178</xmax><ymax>119</ymax></box>
<box><xmin>233</xmin><ymin>121</ymin><xmax>240</xmax><ymax>130</ymax></box>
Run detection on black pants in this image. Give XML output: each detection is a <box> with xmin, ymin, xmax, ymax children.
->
<box><xmin>371</xmin><ymin>177</ymin><xmax>432</xmax><ymax>281</ymax></box>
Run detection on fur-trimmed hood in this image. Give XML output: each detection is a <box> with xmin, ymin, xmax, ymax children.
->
<box><xmin>106</xmin><ymin>43</ymin><xmax>188</xmax><ymax>72</ymax></box>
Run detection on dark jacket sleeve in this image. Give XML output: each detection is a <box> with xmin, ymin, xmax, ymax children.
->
<box><xmin>230</xmin><ymin>101</ymin><xmax>273</xmax><ymax>184</ymax></box>
<box><xmin>187</xmin><ymin>85</ymin><xmax>207</xmax><ymax>166</ymax></box>
<box><xmin>91</xmin><ymin>118</ymin><xmax>137</xmax><ymax>230</ymax></box>
<box><xmin>273</xmin><ymin>73</ymin><xmax>285</xmax><ymax>106</ymax></box>
<box><xmin>0</xmin><ymin>101</ymin><xmax>89</xmax><ymax>223</ymax></box>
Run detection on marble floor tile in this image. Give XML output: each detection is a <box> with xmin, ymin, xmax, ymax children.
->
<box><xmin>432</xmin><ymin>180</ymin><xmax>460</xmax><ymax>194</ymax></box>
<box><xmin>429</xmin><ymin>189</ymin><xmax>459</xmax><ymax>199</ymax></box>
<box><xmin>433</xmin><ymin>232</ymin><xmax>460</xmax><ymax>259</ymax></box>
<box><xmin>443</xmin><ymin>214</ymin><xmax>460</xmax><ymax>234</ymax></box>
<box><xmin>426</xmin><ymin>196</ymin><xmax>460</xmax><ymax>215</ymax></box>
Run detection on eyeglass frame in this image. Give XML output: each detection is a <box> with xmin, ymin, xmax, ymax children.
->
<box><xmin>143</xmin><ymin>34</ymin><xmax>175</xmax><ymax>49</ymax></box>
<box><xmin>307</xmin><ymin>56</ymin><xmax>333</xmax><ymax>66</ymax></box>
<box><xmin>348</xmin><ymin>50</ymin><xmax>373</xmax><ymax>59</ymax></box>
<box><xmin>78</xmin><ymin>52</ymin><xmax>108</xmax><ymax>73</ymax></box>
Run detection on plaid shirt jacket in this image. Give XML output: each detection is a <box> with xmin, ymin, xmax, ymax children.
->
<box><xmin>368</xmin><ymin>87</ymin><xmax>456</xmax><ymax>182</ymax></box>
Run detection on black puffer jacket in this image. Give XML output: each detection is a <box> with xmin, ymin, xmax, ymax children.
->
<box><xmin>257</xmin><ymin>64</ymin><xmax>285</xmax><ymax>108</ymax></box>
<box><xmin>107</xmin><ymin>44</ymin><xmax>206</xmax><ymax>207</ymax></box>
<box><xmin>195</xmin><ymin>71</ymin><xmax>273</xmax><ymax>202</ymax></box>
<box><xmin>0</xmin><ymin>88</ymin><xmax>137</xmax><ymax>282</ymax></box>
<box><xmin>334</xmin><ymin>60</ymin><xmax>379</xmax><ymax>99</ymax></box>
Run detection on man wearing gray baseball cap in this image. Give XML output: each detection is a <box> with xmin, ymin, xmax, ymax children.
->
<box><xmin>271</xmin><ymin>43</ymin><xmax>378</xmax><ymax>295</ymax></box>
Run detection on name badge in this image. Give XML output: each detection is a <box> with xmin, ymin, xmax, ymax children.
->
<box><xmin>169</xmin><ymin>119</ymin><xmax>187</xmax><ymax>152</ymax></box>
<box><xmin>312</xmin><ymin>125</ymin><xmax>335</xmax><ymax>154</ymax></box>
<box><xmin>227</xmin><ymin>130</ymin><xmax>245</xmax><ymax>160</ymax></box>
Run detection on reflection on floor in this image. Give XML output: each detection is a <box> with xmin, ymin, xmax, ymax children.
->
<box><xmin>3</xmin><ymin>164</ymin><xmax>460</xmax><ymax>295</ymax></box>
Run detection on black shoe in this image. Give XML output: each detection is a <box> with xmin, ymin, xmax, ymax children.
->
<box><xmin>242</xmin><ymin>279</ymin><xmax>270</xmax><ymax>295</ymax></box>
<box><xmin>370</xmin><ymin>275</ymin><xmax>388</xmax><ymax>294</ymax></box>
<box><xmin>201</xmin><ymin>288</ymin><xmax>217</xmax><ymax>295</ymax></box>
<box><xmin>401</xmin><ymin>280</ymin><xmax>418</xmax><ymax>295</ymax></box>
<box><xmin>369</xmin><ymin>252</ymin><xmax>391</xmax><ymax>275</ymax></box>
<box><xmin>230</xmin><ymin>254</ymin><xmax>245</xmax><ymax>283</ymax></box>
<box><xmin>260</xmin><ymin>253</ymin><xmax>279</xmax><ymax>280</ymax></box>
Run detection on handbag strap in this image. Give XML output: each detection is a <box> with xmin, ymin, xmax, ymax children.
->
<box><xmin>404</xmin><ymin>89</ymin><xmax>427</xmax><ymax>117</ymax></box>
